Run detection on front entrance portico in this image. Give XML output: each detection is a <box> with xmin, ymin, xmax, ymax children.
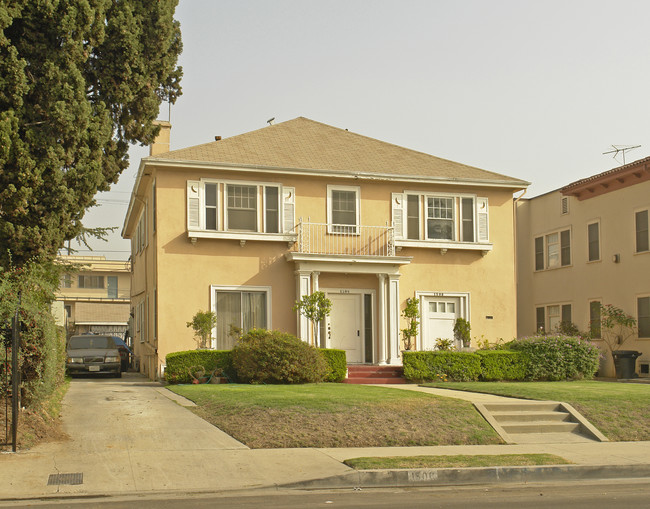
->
<box><xmin>286</xmin><ymin>252</ymin><xmax>412</xmax><ymax>365</ymax></box>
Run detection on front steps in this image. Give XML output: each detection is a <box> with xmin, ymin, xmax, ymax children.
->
<box><xmin>475</xmin><ymin>401</ymin><xmax>608</xmax><ymax>444</ymax></box>
<box><xmin>344</xmin><ymin>365</ymin><xmax>407</xmax><ymax>384</ymax></box>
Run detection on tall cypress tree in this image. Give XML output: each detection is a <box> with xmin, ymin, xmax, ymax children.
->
<box><xmin>0</xmin><ymin>1</ymin><xmax>182</xmax><ymax>267</ymax></box>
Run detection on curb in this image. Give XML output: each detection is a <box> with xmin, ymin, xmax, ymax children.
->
<box><xmin>281</xmin><ymin>464</ymin><xmax>650</xmax><ymax>489</ymax></box>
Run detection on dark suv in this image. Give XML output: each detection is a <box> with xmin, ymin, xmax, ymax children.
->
<box><xmin>66</xmin><ymin>335</ymin><xmax>121</xmax><ymax>377</ymax></box>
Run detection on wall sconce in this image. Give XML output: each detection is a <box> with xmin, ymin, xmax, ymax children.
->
<box><xmin>612</xmin><ymin>254</ymin><xmax>620</xmax><ymax>263</ymax></box>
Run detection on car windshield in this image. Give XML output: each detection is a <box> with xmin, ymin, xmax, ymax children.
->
<box><xmin>68</xmin><ymin>336</ymin><xmax>113</xmax><ymax>350</ymax></box>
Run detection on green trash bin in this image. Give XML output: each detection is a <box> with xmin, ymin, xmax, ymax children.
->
<box><xmin>613</xmin><ymin>350</ymin><xmax>641</xmax><ymax>379</ymax></box>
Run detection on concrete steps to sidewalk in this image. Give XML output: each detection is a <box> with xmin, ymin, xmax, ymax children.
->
<box><xmin>344</xmin><ymin>365</ymin><xmax>407</xmax><ymax>384</ymax></box>
<box><xmin>476</xmin><ymin>400</ymin><xmax>608</xmax><ymax>444</ymax></box>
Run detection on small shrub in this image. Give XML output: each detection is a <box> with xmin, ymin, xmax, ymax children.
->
<box><xmin>319</xmin><ymin>348</ymin><xmax>347</xmax><ymax>382</ymax></box>
<box><xmin>508</xmin><ymin>335</ymin><xmax>600</xmax><ymax>381</ymax></box>
<box><xmin>475</xmin><ymin>350</ymin><xmax>529</xmax><ymax>381</ymax></box>
<box><xmin>165</xmin><ymin>350</ymin><xmax>235</xmax><ymax>384</ymax></box>
<box><xmin>232</xmin><ymin>329</ymin><xmax>329</xmax><ymax>384</ymax></box>
<box><xmin>453</xmin><ymin>318</ymin><xmax>471</xmax><ymax>347</ymax></box>
<box><xmin>402</xmin><ymin>351</ymin><xmax>481</xmax><ymax>382</ymax></box>
<box><xmin>435</xmin><ymin>338</ymin><xmax>454</xmax><ymax>351</ymax></box>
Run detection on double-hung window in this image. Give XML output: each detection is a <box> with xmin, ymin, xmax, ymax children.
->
<box><xmin>227</xmin><ymin>184</ymin><xmax>257</xmax><ymax>231</ymax></box>
<box><xmin>213</xmin><ymin>287</ymin><xmax>269</xmax><ymax>349</ymax></box>
<box><xmin>534</xmin><ymin>229</ymin><xmax>571</xmax><ymax>270</ymax></box>
<box><xmin>587</xmin><ymin>222</ymin><xmax>600</xmax><ymax>262</ymax></box>
<box><xmin>427</xmin><ymin>197</ymin><xmax>455</xmax><ymax>240</ymax></box>
<box><xmin>393</xmin><ymin>193</ymin><xmax>488</xmax><ymax>244</ymax></box>
<box><xmin>636</xmin><ymin>209</ymin><xmax>649</xmax><ymax>253</ymax></box>
<box><xmin>187</xmin><ymin>179</ymin><xmax>293</xmax><ymax>235</ymax></box>
<box><xmin>535</xmin><ymin>303</ymin><xmax>571</xmax><ymax>334</ymax></box>
<box><xmin>328</xmin><ymin>185</ymin><xmax>359</xmax><ymax>234</ymax></box>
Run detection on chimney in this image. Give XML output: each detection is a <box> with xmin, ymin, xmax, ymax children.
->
<box><xmin>150</xmin><ymin>120</ymin><xmax>171</xmax><ymax>156</ymax></box>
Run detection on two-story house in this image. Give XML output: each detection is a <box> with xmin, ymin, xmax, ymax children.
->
<box><xmin>516</xmin><ymin>156</ymin><xmax>650</xmax><ymax>377</ymax></box>
<box><xmin>55</xmin><ymin>255</ymin><xmax>131</xmax><ymax>338</ymax></box>
<box><xmin>122</xmin><ymin>117</ymin><xmax>529</xmax><ymax>380</ymax></box>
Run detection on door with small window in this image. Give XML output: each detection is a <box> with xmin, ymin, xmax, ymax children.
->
<box><xmin>422</xmin><ymin>298</ymin><xmax>459</xmax><ymax>350</ymax></box>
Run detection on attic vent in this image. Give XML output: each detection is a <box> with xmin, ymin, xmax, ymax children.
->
<box><xmin>561</xmin><ymin>196</ymin><xmax>569</xmax><ymax>215</ymax></box>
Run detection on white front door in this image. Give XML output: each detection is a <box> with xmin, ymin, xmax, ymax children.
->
<box><xmin>328</xmin><ymin>293</ymin><xmax>363</xmax><ymax>363</ymax></box>
<box><xmin>422</xmin><ymin>298</ymin><xmax>458</xmax><ymax>350</ymax></box>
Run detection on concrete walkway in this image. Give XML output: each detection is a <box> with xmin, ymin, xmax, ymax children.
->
<box><xmin>1</xmin><ymin>375</ymin><xmax>649</xmax><ymax>501</ymax></box>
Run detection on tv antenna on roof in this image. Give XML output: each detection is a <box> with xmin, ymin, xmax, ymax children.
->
<box><xmin>602</xmin><ymin>144</ymin><xmax>641</xmax><ymax>165</ymax></box>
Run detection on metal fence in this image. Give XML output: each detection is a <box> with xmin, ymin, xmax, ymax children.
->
<box><xmin>294</xmin><ymin>222</ymin><xmax>395</xmax><ymax>257</ymax></box>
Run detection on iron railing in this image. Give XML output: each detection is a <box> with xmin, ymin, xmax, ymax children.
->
<box><xmin>294</xmin><ymin>221</ymin><xmax>395</xmax><ymax>257</ymax></box>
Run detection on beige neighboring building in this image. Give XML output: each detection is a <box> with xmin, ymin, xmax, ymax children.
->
<box><xmin>122</xmin><ymin>117</ymin><xmax>528</xmax><ymax>380</ymax></box>
<box><xmin>56</xmin><ymin>255</ymin><xmax>131</xmax><ymax>339</ymax></box>
<box><xmin>516</xmin><ymin>156</ymin><xmax>650</xmax><ymax>377</ymax></box>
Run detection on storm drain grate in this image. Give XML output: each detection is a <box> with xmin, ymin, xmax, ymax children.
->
<box><xmin>47</xmin><ymin>473</ymin><xmax>83</xmax><ymax>486</ymax></box>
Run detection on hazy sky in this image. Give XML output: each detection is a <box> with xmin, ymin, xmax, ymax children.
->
<box><xmin>75</xmin><ymin>0</ymin><xmax>650</xmax><ymax>259</ymax></box>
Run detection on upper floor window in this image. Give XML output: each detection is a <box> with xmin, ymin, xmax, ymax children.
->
<box><xmin>187</xmin><ymin>179</ymin><xmax>294</xmax><ymax>235</ymax></box>
<box><xmin>393</xmin><ymin>193</ymin><xmax>489</xmax><ymax>243</ymax></box>
<box><xmin>535</xmin><ymin>229</ymin><xmax>571</xmax><ymax>270</ymax></box>
<box><xmin>636</xmin><ymin>209</ymin><xmax>649</xmax><ymax>253</ymax></box>
<box><xmin>587</xmin><ymin>221</ymin><xmax>600</xmax><ymax>262</ymax></box>
<box><xmin>328</xmin><ymin>185</ymin><xmax>359</xmax><ymax>234</ymax></box>
<box><xmin>61</xmin><ymin>274</ymin><xmax>72</xmax><ymax>288</ymax></box>
<box><xmin>78</xmin><ymin>275</ymin><xmax>104</xmax><ymax>289</ymax></box>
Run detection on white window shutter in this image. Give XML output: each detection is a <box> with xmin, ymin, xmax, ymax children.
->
<box><xmin>477</xmin><ymin>197</ymin><xmax>489</xmax><ymax>242</ymax></box>
<box><xmin>392</xmin><ymin>193</ymin><xmax>404</xmax><ymax>239</ymax></box>
<box><xmin>187</xmin><ymin>180</ymin><xmax>201</xmax><ymax>230</ymax></box>
<box><xmin>283</xmin><ymin>187</ymin><xmax>295</xmax><ymax>233</ymax></box>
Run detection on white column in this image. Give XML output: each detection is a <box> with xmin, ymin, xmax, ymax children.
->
<box><xmin>311</xmin><ymin>271</ymin><xmax>320</xmax><ymax>346</ymax></box>
<box><xmin>295</xmin><ymin>270</ymin><xmax>311</xmax><ymax>342</ymax></box>
<box><xmin>377</xmin><ymin>273</ymin><xmax>387</xmax><ymax>365</ymax></box>
<box><xmin>387</xmin><ymin>274</ymin><xmax>401</xmax><ymax>365</ymax></box>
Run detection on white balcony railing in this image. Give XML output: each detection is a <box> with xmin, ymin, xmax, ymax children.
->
<box><xmin>294</xmin><ymin>221</ymin><xmax>395</xmax><ymax>257</ymax></box>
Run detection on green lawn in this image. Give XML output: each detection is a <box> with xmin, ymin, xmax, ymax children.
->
<box><xmin>344</xmin><ymin>454</ymin><xmax>571</xmax><ymax>469</ymax></box>
<box><xmin>168</xmin><ymin>384</ymin><xmax>503</xmax><ymax>448</ymax></box>
<box><xmin>424</xmin><ymin>380</ymin><xmax>650</xmax><ymax>441</ymax></box>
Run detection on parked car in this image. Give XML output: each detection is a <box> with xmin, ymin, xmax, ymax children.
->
<box><xmin>66</xmin><ymin>335</ymin><xmax>121</xmax><ymax>377</ymax></box>
<box><xmin>111</xmin><ymin>336</ymin><xmax>132</xmax><ymax>372</ymax></box>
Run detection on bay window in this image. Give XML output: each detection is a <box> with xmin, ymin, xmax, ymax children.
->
<box><xmin>393</xmin><ymin>192</ymin><xmax>489</xmax><ymax>245</ymax></box>
<box><xmin>187</xmin><ymin>179</ymin><xmax>294</xmax><ymax>236</ymax></box>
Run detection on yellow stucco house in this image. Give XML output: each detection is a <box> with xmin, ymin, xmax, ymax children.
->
<box><xmin>122</xmin><ymin>117</ymin><xmax>528</xmax><ymax>379</ymax></box>
<box><xmin>516</xmin><ymin>156</ymin><xmax>650</xmax><ymax>377</ymax></box>
<box><xmin>54</xmin><ymin>255</ymin><xmax>131</xmax><ymax>338</ymax></box>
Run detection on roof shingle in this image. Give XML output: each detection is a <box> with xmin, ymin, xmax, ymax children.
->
<box><xmin>149</xmin><ymin>117</ymin><xmax>527</xmax><ymax>185</ymax></box>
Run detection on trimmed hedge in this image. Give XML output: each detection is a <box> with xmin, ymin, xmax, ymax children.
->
<box><xmin>508</xmin><ymin>335</ymin><xmax>600</xmax><ymax>381</ymax></box>
<box><xmin>403</xmin><ymin>351</ymin><xmax>482</xmax><ymax>382</ymax></box>
<box><xmin>165</xmin><ymin>349</ymin><xmax>235</xmax><ymax>384</ymax></box>
<box><xmin>475</xmin><ymin>350</ymin><xmax>529</xmax><ymax>381</ymax></box>
<box><xmin>232</xmin><ymin>329</ymin><xmax>329</xmax><ymax>384</ymax></box>
<box><xmin>319</xmin><ymin>348</ymin><xmax>347</xmax><ymax>382</ymax></box>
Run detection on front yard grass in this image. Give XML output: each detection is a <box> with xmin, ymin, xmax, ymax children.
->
<box><xmin>424</xmin><ymin>380</ymin><xmax>650</xmax><ymax>441</ymax></box>
<box><xmin>168</xmin><ymin>384</ymin><xmax>503</xmax><ymax>448</ymax></box>
<box><xmin>344</xmin><ymin>454</ymin><xmax>571</xmax><ymax>469</ymax></box>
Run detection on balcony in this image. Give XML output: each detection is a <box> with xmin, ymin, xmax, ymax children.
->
<box><xmin>293</xmin><ymin>222</ymin><xmax>395</xmax><ymax>257</ymax></box>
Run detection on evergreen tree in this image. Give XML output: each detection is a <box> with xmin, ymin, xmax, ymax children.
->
<box><xmin>0</xmin><ymin>0</ymin><xmax>183</xmax><ymax>267</ymax></box>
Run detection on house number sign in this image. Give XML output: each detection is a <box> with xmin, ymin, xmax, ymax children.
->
<box><xmin>339</xmin><ymin>289</ymin><xmax>350</xmax><ymax>294</ymax></box>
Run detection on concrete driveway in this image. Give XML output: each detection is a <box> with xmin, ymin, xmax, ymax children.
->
<box><xmin>0</xmin><ymin>374</ymin><xmax>351</xmax><ymax>499</ymax></box>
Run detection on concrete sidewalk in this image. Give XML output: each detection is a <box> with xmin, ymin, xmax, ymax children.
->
<box><xmin>1</xmin><ymin>376</ymin><xmax>649</xmax><ymax>501</ymax></box>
